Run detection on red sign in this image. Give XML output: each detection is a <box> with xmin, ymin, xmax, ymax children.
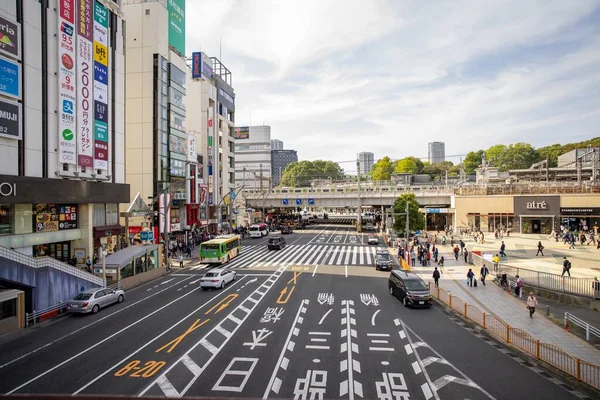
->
<box><xmin>60</xmin><ymin>0</ymin><xmax>76</xmax><ymax>24</ymax></box>
<box><xmin>208</xmin><ymin>118</ymin><xmax>213</xmax><ymax>127</ymax></box>
<box><xmin>128</xmin><ymin>226</ymin><xmax>143</xmax><ymax>234</ymax></box>
<box><xmin>186</xmin><ymin>204</ymin><xmax>201</xmax><ymax>226</ymax></box>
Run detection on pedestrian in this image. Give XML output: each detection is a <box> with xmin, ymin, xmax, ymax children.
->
<box><xmin>569</xmin><ymin>234</ymin><xmax>576</xmax><ymax>249</ymax></box>
<box><xmin>433</xmin><ymin>267</ymin><xmax>440</xmax><ymax>288</ymax></box>
<box><xmin>453</xmin><ymin>246</ymin><xmax>459</xmax><ymax>261</ymax></box>
<box><xmin>438</xmin><ymin>256</ymin><xmax>445</xmax><ymax>269</ymax></box>
<box><xmin>186</xmin><ymin>246</ymin><xmax>192</xmax><ymax>258</ymax></box>
<box><xmin>433</xmin><ymin>247</ymin><xmax>439</xmax><ymax>263</ymax></box>
<box><xmin>588</xmin><ymin>232</ymin><xmax>596</xmax><ymax>246</ymax></box>
<box><xmin>536</xmin><ymin>241</ymin><xmax>544</xmax><ymax>256</ymax></box>
<box><xmin>480</xmin><ymin>264</ymin><xmax>489</xmax><ymax>286</ymax></box>
<box><xmin>85</xmin><ymin>257</ymin><xmax>92</xmax><ymax>272</ymax></box>
<box><xmin>178</xmin><ymin>253</ymin><xmax>184</xmax><ymax>268</ymax></box>
<box><xmin>410</xmin><ymin>249</ymin><xmax>416</xmax><ymax>267</ymax></box>
<box><xmin>464</xmin><ymin>248</ymin><xmax>469</xmax><ymax>263</ymax></box>
<box><xmin>527</xmin><ymin>292</ymin><xmax>539</xmax><ymax>318</ymax></box>
<box><xmin>492</xmin><ymin>253</ymin><xmax>500</xmax><ymax>273</ymax></box>
<box><xmin>467</xmin><ymin>268</ymin><xmax>475</xmax><ymax>287</ymax></box>
<box><xmin>500</xmin><ymin>241</ymin><xmax>506</xmax><ymax>257</ymax></box>
<box><xmin>460</xmin><ymin>240</ymin><xmax>465</xmax><ymax>254</ymax></box>
<box><xmin>515</xmin><ymin>275</ymin><xmax>523</xmax><ymax>298</ymax></box>
<box><xmin>562</xmin><ymin>257</ymin><xmax>571</xmax><ymax>277</ymax></box>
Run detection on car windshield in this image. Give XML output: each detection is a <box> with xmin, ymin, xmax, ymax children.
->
<box><xmin>377</xmin><ymin>254</ymin><xmax>390</xmax><ymax>261</ymax></box>
<box><xmin>204</xmin><ymin>272</ymin><xmax>217</xmax><ymax>277</ymax></box>
<box><xmin>250</xmin><ymin>227</ymin><xmax>260</xmax><ymax>231</ymax></box>
<box><xmin>269</xmin><ymin>238</ymin><xmax>280</xmax><ymax>244</ymax></box>
<box><xmin>405</xmin><ymin>279</ymin><xmax>428</xmax><ymax>291</ymax></box>
<box><xmin>73</xmin><ymin>293</ymin><xmax>92</xmax><ymax>300</ymax></box>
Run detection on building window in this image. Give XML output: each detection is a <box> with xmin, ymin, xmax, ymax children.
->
<box><xmin>169</xmin><ymin>65</ymin><xmax>186</xmax><ymax>89</ymax></box>
<box><xmin>0</xmin><ymin>205</ymin><xmax>11</xmax><ymax>235</ymax></box>
<box><xmin>106</xmin><ymin>204</ymin><xmax>118</xmax><ymax>225</ymax></box>
<box><xmin>0</xmin><ymin>298</ymin><xmax>16</xmax><ymax>320</ymax></box>
<box><xmin>93</xmin><ymin>204</ymin><xmax>106</xmax><ymax>226</ymax></box>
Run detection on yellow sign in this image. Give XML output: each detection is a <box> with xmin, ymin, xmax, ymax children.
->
<box><xmin>156</xmin><ymin>319</ymin><xmax>209</xmax><ymax>354</ymax></box>
<box><xmin>94</xmin><ymin>42</ymin><xmax>108</xmax><ymax>65</ymax></box>
<box><xmin>205</xmin><ymin>294</ymin><xmax>238</xmax><ymax>315</ymax></box>
<box><xmin>114</xmin><ymin>360</ymin><xmax>166</xmax><ymax>378</ymax></box>
<box><xmin>276</xmin><ymin>286</ymin><xmax>295</xmax><ymax>304</ymax></box>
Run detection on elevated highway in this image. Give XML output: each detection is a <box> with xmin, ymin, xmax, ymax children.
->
<box><xmin>243</xmin><ymin>185</ymin><xmax>453</xmax><ymax>209</ymax></box>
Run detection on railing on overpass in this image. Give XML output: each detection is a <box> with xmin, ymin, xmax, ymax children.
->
<box><xmin>455</xmin><ymin>182</ymin><xmax>600</xmax><ymax>195</ymax></box>
<box><xmin>243</xmin><ymin>186</ymin><xmax>454</xmax><ymax>197</ymax></box>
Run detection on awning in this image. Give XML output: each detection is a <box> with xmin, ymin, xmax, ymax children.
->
<box><xmin>93</xmin><ymin>224</ymin><xmax>123</xmax><ymax>238</ymax></box>
<box><xmin>94</xmin><ymin>244</ymin><xmax>159</xmax><ymax>269</ymax></box>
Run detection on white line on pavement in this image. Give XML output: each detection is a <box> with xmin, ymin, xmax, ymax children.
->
<box><xmin>345</xmin><ymin>265</ymin><xmax>348</xmax><ymax>278</ymax></box>
<box><xmin>371</xmin><ymin>310</ymin><xmax>381</xmax><ymax>326</ymax></box>
<box><xmin>318</xmin><ymin>309</ymin><xmax>332</xmax><ymax>325</ymax></box>
<box><xmin>312</xmin><ymin>264</ymin><xmax>319</xmax><ymax>277</ymax></box>
<box><xmin>161</xmin><ymin>279</ymin><xmax>175</xmax><ymax>285</ymax></box>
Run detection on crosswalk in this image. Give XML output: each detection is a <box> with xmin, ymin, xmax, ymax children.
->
<box><xmin>219</xmin><ymin>244</ymin><xmax>383</xmax><ymax>269</ymax></box>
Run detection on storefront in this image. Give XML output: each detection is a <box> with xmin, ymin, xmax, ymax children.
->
<box><xmin>559</xmin><ymin>208</ymin><xmax>600</xmax><ymax>233</ymax></box>
<box><xmin>424</xmin><ymin>208</ymin><xmax>454</xmax><ymax>231</ymax></box>
<box><xmin>513</xmin><ymin>196</ymin><xmax>559</xmax><ymax>234</ymax></box>
<box><xmin>93</xmin><ymin>225</ymin><xmax>123</xmax><ymax>256</ymax></box>
<box><xmin>31</xmin><ymin>204</ymin><xmax>79</xmax><ymax>262</ymax></box>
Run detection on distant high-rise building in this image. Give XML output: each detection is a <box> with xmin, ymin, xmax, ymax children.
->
<box><xmin>235</xmin><ymin>126</ymin><xmax>272</xmax><ymax>190</ymax></box>
<box><xmin>358</xmin><ymin>152</ymin><xmax>375</xmax><ymax>175</ymax></box>
<box><xmin>271</xmin><ymin>139</ymin><xmax>284</xmax><ymax>150</ymax></box>
<box><xmin>271</xmin><ymin>150</ymin><xmax>299</xmax><ymax>186</ymax></box>
<box><xmin>428</xmin><ymin>142</ymin><xmax>445</xmax><ymax>164</ymax></box>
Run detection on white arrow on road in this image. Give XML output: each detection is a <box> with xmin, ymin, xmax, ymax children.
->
<box><xmin>161</xmin><ymin>279</ymin><xmax>175</xmax><ymax>285</ymax></box>
<box><xmin>189</xmin><ymin>279</ymin><xmax>201</xmax><ymax>285</ymax></box>
<box><xmin>237</xmin><ymin>277</ymin><xmax>258</xmax><ymax>292</ymax></box>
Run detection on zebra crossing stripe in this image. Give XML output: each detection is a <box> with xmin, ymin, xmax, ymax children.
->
<box><xmin>266</xmin><ymin>245</ymin><xmax>297</xmax><ymax>266</ymax></box>
<box><xmin>297</xmin><ymin>245</ymin><xmax>315</xmax><ymax>265</ymax></box>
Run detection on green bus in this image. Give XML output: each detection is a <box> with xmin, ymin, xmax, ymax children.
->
<box><xmin>199</xmin><ymin>235</ymin><xmax>242</xmax><ymax>264</ymax></box>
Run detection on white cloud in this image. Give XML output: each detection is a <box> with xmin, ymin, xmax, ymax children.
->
<box><xmin>186</xmin><ymin>0</ymin><xmax>600</xmax><ymax>167</ymax></box>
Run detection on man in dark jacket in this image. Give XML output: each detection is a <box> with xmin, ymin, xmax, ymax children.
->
<box><xmin>433</xmin><ymin>267</ymin><xmax>441</xmax><ymax>288</ymax></box>
<box><xmin>480</xmin><ymin>265</ymin><xmax>490</xmax><ymax>285</ymax></box>
<box><xmin>500</xmin><ymin>241</ymin><xmax>506</xmax><ymax>257</ymax></box>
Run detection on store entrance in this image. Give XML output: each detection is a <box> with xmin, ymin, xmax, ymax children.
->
<box><xmin>33</xmin><ymin>241</ymin><xmax>71</xmax><ymax>263</ymax></box>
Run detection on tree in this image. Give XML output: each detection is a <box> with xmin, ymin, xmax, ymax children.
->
<box><xmin>281</xmin><ymin>160</ymin><xmax>344</xmax><ymax>187</ymax></box>
<box><xmin>395</xmin><ymin>157</ymin><xmax>423</xmax><ymax>174</ymax></box>
<box><xmin>537</xmin><ymin>144</ymin><xmax>562</xmax><ymax>167</ymax></box>
<box><xmin>503</xmin><ymin>142</ymin><xmax>540</xmax><ymax>170</ymax></box>
<box><xmin>371</xmin><ymin>156</ymin><xmax>395</xmax><ymax>181</ymax></box>
<box><xmin>463</xmin><ymin>150</ymin><xmax>484</xmax><ymax>175</ymax></box>
<box><xmin>485</xmin><ymin>144</ymin><xmax>507</xmax><ymax>169</ymax></box>
<box><xmin>392</xmin><ymin>193</ymin><xmax>424</xmax><ymax>236</ymax></box>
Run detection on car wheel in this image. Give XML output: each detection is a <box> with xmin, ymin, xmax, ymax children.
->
<box><xmin>389</xmin><ymin>286</ymin><xmax>394</xmax><ymax>296</ymax></box>
<box><xmin>233</xmin><ymin>273</ymin><xmax>237</xmax><ymax>281</ymax></box>
<box><xmin>92</xmin><ymin>304</ymin><xmax>100</xmax><ymax>314</ymax></box>
<box><xmin>402</xmin><ymin>296</ymin><xmax>409</xmax><ymax>307</ymax></box>
<box><xmin>117</xmin><ymin>295</ymin><xmax>124</xmax><ymax>303</ymax></box>
<box><xmin>220</xmin><ymin>281</ymin><xmax>225</xmax><ymax>289</ymax></box>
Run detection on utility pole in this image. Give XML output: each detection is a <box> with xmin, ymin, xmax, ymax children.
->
<box><xmin>356</xmin><ymin>158</ymin><xmax>362</xmax><ymax>232</ymax></box>
<box><xmin>405</xmin><ymin>201</ymin><xmax>409</xmax><ymax>241</ymax></box>
<box><xmin>259</xmin><ymin>164</ymin><xmax>263</xmax><ymax>192</ymax></box>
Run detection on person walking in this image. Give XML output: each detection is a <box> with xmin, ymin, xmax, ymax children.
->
<box><xmin>453</xmin><ymin>246</ymin><xmax>460</xmax><ymax>261</ymax></box>
<box><xmin>410</xmin><ymin>249</ymin><xmax>416</xmax><ymax>267</ymax></box>
<box><xmin>480</xmin><ymin>264</ymin><xmax>490</xmax><ymax>286</ymax></box>
<box><xmin>492</xmin><ymin>254</ymin><xmax>500</xmax><ymax>273</ymax></box>
<box><xmin>588</xmin><ymin>232</ymin><xmax>596</xmax><ymax>246</ymax></box>
<box><xmin>433</xmin><ymin>267</ymin><xmax>441</xmax><ymax>288</ymax></box>
<box><xmin>569</xmin><ymin>234</ymin><xmax>576</xmax><ymax>249</ymax></box>
<box><xmin>536</xmin><ymin>241</ymin><xmax>544</xmax><ymax>256</ymax></box>
<box><xmin>527</xmin><ymin>292</ymin><xmax>539</xmax><ymax>318</ymax></box>
<box><xmin>467</xmin><ymin>269</ymin><xmax>475</xmax><ymax>287</ymax></box>
<box><xmin>464</xmin><ymin>248</ymin><xmax>469</xmax><ymax>263</ymax></box>
<box><xmin>460</xmin><ymin>240</ymin><xmax>465</xmax><ymax>255</ymax></box>
<box><xmin>438</xmin><ymin>256</ymin><xmax>445</xmax><ymax>269</ymax></box>
<box><xmin>85</xmin><ymin>257</ymin><xmax>92</xmax><ymax>272</ymax></box>
<box><xmin>500</xmin><ymin>241</ymin><xmax>506</xmax><ymax>257</ymax></box>
<box><xmin>562</xmin><ymin>257</ymin><xmax>571</xmax><ymax>277</ymax></box>
<box><xmin>178</xmin><ymin>253</ymin><xmax>184</xmax><ymax>268</ymax></box>
<box><xmin>515</xmin><ymin>275</ymin><xmax>523</xmax><ymax>298</ymax></box>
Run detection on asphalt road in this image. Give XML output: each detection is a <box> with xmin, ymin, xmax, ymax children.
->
<box><xmin>0</xmin><ymin>225</ymin><xmax>587</xmax><ymax>400</ymax></box>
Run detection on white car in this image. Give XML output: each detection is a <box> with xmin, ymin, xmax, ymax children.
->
<box><xmin>368</xmin><ymin>235</ymin><xmax>379</xmax><ymax>245</ymax></box>
<box><xmin>200</xmin><ymin>269</ymin><xmax>237</xmax><ymax>290</ymax></box>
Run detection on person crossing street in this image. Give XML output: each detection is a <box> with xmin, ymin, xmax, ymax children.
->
<box><xmin>480</xmin><ymin>264</ymin><xmax>489</xmax><ymax>286</ymax></box>
<box><xmin>433</xmin><ymin>267</ymin><xmax>440</xmax><ymax>288</ymax></box>
<box><xmin>536</xmin><ymin>241</ymin><xmax>544</xmax><ymax>256</ymax></box>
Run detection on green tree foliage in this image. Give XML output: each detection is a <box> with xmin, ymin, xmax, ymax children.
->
<box><xmin>485</xmin><ymin>144</ymin><xmax>507</xmax><ymax>169</ymax></box>
<box><xmin>280</xmin><ymin>160</ymin><xmax>344</xmax><ymax>187</ymax></box>
<box><xmin>463</xmin><ymin>150</ymin><xmax>484</xmax><ymax>175</ymax></box>
<box><xmin>503</xmin><ymin>143</ymin><xmax>540</xmax><ymax>170</ymax></box>
<box><xmin>537</xmin><ymin>144</ymin><xmax>562</xmax><ymax>167</ymax></box>
<box><xmin>395</xmin><ymin>157</ymin><xmax>424</xmax><ymax>174</ymax></box>
<box><xmin>392</xmin><ymin>193</ymin><xmax>425</xmax><ymax>235</ymax></box>
<box><xmin>371</xmin><ymin>156</ymin><xmax>395</xmax><ymax>181</ymax></box>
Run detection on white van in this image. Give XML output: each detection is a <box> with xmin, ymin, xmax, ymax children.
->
<box><xmin>249</xmin><ymin>223</ymin><xmax>269</xmax><ymax>238</ymax></box>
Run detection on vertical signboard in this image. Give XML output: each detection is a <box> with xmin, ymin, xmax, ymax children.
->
<box><xmin>191</xmin><ymin>52</ymin><xmax>201</xmax><ymax>79</ymax></box>
<box><xmin>58</xmin><ymin>0</ymin><xmax>78</xmax><ymax>165</ymax></box>
<box><xmin>187</xmin><ymin>134</ymin><xmax>196</xmax><ymax>162</ymax></box>
<box><xmin>77</xmin><ymin>0</ymin><xmax>94</xmax><ymax>167</ymax></box>
<box><xmin>207</xmin><ymin>107</ymin><xmax>213</xmax><ymax>206</ymax></box>
<box><xmin>93</xmin><ymin>0</ymin><xmax>109</xmax><ymax>170</ymax></box>
<box><xmin>0</xmin><ymin>14</ymin><xmax>21</xmax><ymax>60</ymax></box>
<box><xmin>167</xmin><ymin>0</ymin><xmax>185</xmax><ymax>55</ymax></box>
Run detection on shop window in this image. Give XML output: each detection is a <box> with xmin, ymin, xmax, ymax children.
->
<box><xmin>0</xmin><ymin>205</ymin><xmax>12</xmax><ymax>235</ymax></box>
<box><xmin>93</xmin><ymin>204</ymin><xmax>106</xmax><ymax>226</ymax></box>
<box><xmin>106</xmin><ymin>204</ymin><xmax>118</xmax><ymax>225</ymax></box>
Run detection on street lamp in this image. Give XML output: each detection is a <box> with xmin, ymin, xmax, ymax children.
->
<box><xmin>101</xmin><ymin>243</ymin><xmax>107</xmax><ymax>287</ymax></box>
<box><xmin>217</xmin><ymin>185</ymin><xmax>246</xmax><ymax>229</ymax></box>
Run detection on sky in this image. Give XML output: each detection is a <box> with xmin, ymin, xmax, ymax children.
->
<box><xmin>186</xmin><ymin>0</ymin><xmax>600</xmax><ymax>173</ymax></box>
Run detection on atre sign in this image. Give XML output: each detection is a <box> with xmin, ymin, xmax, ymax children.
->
<box><xmin>526</xmin><ymin>201</ymin><xmax>548</xmax><ymax>210</ymax></box>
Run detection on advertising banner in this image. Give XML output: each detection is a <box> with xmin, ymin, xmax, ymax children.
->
<box><xmin>0</xmin><ymin>56</ymin><xmax>21</xmax><ymax>99</ymax></box>
<box><xmin>167</xmin><ymin>0</ymin><xmax>185</xmax><ymax>55</ymax></box>
<box><xmin>93</xmin><ymin>0</ymin><xmax>109</xmax><ymax>170</ymax></box>
<box><xmin>34</xmin><ymin>203</ymin><xmax>78</xmax><ymax>232</ymax></box>
<box><xmin>0</xmin><ymin>14</ymin><xmax>21</xmax><ymax>60</ymax></box>
<box><xmin>234</xmin><ymin>126</ymin><xmax>249</xmax><ymax>139</ymax></box>
<box><xmin>201</xmin><ymin>52</ymin><xmax>213</xmax><ymax>79</ymax></box>
<box><xmin>58</xmin><ymin>0</ymin><xmax>78</xmax><ymax>165</ymax></box>
<box><xmin>0</xmin><ymin>98</ymin><xmax>21</xmax><ymax>140</ymax></box>
<box><xmin>187</xmin><ymin>134</ymin><xmax>196</xmax><ymax>162</ymax></box>
<box><xmin>76</xmin><ymin>0</ymin><xmax>94</xmax><ymax>167</ymax></box>
<box><xmin>191</xmin><ymin>52</ymin><xmax>201</xmax><ymax>79</ymax></box>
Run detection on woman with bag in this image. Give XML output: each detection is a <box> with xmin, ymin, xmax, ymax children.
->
<box><xmin>527</xmin><ymin>292</ymin><xmax>539</xmax><ymax>318</ymax></box>
<box><xmin>536</xmin><ymin>241</ymin><xmax>544</xmax><ymax>256</ymax></box>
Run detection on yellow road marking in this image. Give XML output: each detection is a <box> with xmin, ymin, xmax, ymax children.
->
<box><xmin>204</xmin><ymin>293</ymin><xmax>238</xmax><ymax>315</ymax></box>
<box><xmin>155</xmin><ymin>319</ymin><xmax>210</xmax><ymax>353</ymax></box>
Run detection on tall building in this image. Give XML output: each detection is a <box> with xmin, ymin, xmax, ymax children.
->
<box><xmin>271</xmin><ymin>139</ymin><xmax>283</xmax><ymax>150</ymax></box>
<box><xmin>358</xmin><ymin>152</ymin><xmax>375</xmax><ymax>175</ymax></box>
<box><xmin>271</xmin><ymin>150</ymin><xmax>298</xmax><ymax>186</ymax></box>
<box><xmin>235</xmin><ymin>126</ymin><xmax>272</xmax><ymax>190</ymax></box>
<box><xmin>0</xmin><ymin>0</ymin><xmax>129</xmax><ymax>263</ymax></box>
<box><xmin>428</xmin><ymin>142</ymin><xmax>445</xmax><ymax>164</ymax></box>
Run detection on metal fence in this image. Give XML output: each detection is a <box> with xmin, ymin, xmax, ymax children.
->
<box><xmin>471</xmin><ymin>253</ymin><xmax>599</xmax><ymax>299</ymax></box>
<box><xmin>565</xmin><ymin>312</ymin><xmax>600</xmax><ymax>341</ymax></box>
<box><xmin>430</xmin><ymin>283</ymin><xmax>600</xmax><ymax>390</ymax></box>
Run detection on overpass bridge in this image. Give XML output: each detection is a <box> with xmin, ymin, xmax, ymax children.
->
<box><xmin>243</xmin><ymin>185</ymin><xmax>454</xmax><ymax>210</ymax></box>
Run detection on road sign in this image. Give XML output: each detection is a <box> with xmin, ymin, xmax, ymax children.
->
<box><xmin>308</xmin><ymin>198</ymin><xmax>315</xmax><ymax>205</ymax></box>
<box><xmin>296</xmin><ymin>199</ymin><xmax>302</xmax><ymax>205</ymax></box>
<box><xmin>140</xmin><ymin>231</ymin><xmax>154</xmax><ymax>241</ymax></box>
<box><xmin>231</xmin><ymin>191</ymin><xmax>236</xmax><ymax>199</ymax></box>
<box><xmin>282</xmin><ymin>199</ymin><xmax>289</xmax><ymax>205</ymax></box>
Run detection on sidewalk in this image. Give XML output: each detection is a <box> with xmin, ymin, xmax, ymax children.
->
<box><xmin>411</xmin><ymin>250</ymin><xmax>600</xmax><ymax>365</ymax></box>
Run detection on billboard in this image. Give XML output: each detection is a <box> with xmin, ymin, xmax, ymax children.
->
<box><xmin>0</xmin><ymin>56</ymin><xmax>20</xmax><ymax>99</ymax></box>
<box><xmin>234</xmin><ymin>126</ymin><xmax>249</xmax><ymax>140</ymax></box>
<box><xmin>0</xmin><ymin>98</ymin><xmax>22</xmax><ymax>140</ymax></box>
<box><xmin>187</xmin><ymin>134</ymin><xmax>196</xmax><ymax>162</ymax></box>
<box><xmin>191</xmin><ymin>52</ymin><xmax>201</xmax><ymax>79</ymax></box>
<box><xmin>0</xmin><ymin>14</ymin><xmax>21</xmax><ymax>60</ymax></box>
<box><xmin>58</xmin><ymin>0</ymin><xmax>78</xmax><ymax>165</ymax></box>
<box><xmin>76</xmin><ymin>0</ymin><xmax>94</xmax><ymax>168</ymax></box>
<box><xmin>93</xmin><ymin>0</ymin><xmax>109</xmax><ymax>170</ymax></box>
<box><xmin>167</xmin><ymin>0</ymin><xmax>185</xmax><ymax>55</ymax></box>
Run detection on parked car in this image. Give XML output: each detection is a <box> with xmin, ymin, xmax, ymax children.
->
<box><xmin>67</xmin><ymin>287</ymin><xmax>125</xmax><ymax>314</ymax></box>
<box><xmin>375</xmin><ymin>251</ymin><xmax>393</xmax><ymax>271</ymax></box>
<box><xmin>388</xmin><ymin>270</ymin><xmax>432</xmax><ymax>308</ymax></box>
<box><xmin>295</xmin><ymin>221</ymin><xmax>306</xmax><ymax>230</ymax></box>
<box><xmin>268</xmin><ymin>236</ymin><xmax>286</xmax><ymax>250</ymax></box>
<box><xmin>200</xmin><ymin>269</ymin><xmax>237</xmax><ymax>290</ymax></box>
<box><xmin>368</xmin><ymin>235</ymin><xmax>379</xmax><ymax>245</ymax></box>
<box><xmin>281</xmin><ymin>225</ymin><xmax>293</xmax><ymax>234</ymax></box>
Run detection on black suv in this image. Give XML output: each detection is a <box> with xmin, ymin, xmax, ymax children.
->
<box><xmin>268</xmin><ymin>236</ymin><xmax>286</xmax><ymax>250</ymax></box>
<box><xmin>388</xmin><ymin>270</ymin><xmax>432</xmax><ymax>308</ymax></box>
<box><xmin>375</xmin><ymin>251</ymin><xmax>392</xmax><ymax>271</ymax></box>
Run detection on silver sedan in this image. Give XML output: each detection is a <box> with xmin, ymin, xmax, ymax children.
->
<box><xmin>200</xmin><ymin>269</ymin><xmax>237</xmax><ymax>289</ymax></box>
<box><xmin>66</xmin><ymin>287</ymin><xmax>125</xmax><ymax>314</ymax></box>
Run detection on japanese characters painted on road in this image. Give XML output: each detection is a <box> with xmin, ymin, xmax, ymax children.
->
<box><xmin>76</xmin><ymin>0</ymin><xmax>94</xmax><ymax>167</ymax></box>
<box><xmin>212</xmin><ymin>357</ymin><xmax>259</xmax><ymax>393</ymax></box>
<box><xmin>260</xmin><ymin>307</ymin><xmax>285</xmax><ymax>323</ymax></box>
<box><xmin>360</xmin><ymin>294</ymin><xmax>380</xmax><ymax>306</ymax></box>
<box><xmin>293</xmin><ymin>370</ymin><xmax>328</xmax><ymax>400</ymax></box>
<box><xmin>243</xmin><ymin>328</ymin><xmax>272</xmax><ymax>350</ymax></box>
<box><xmin>92</xmin><ymin>0</ymin><xmax>109</xmax><ymax>170</ymax></box>
<box><xmin>58</xmin><ymin>0</ymin><xmax>78</xmax><ymax>165</ymax></box>
<box><xmin>376</xmin><ymin>373</ymin><xmax>409</xmax><ymax>400</ymax></box>
<box><xmin>306</xmin><ymin>331</ymin><xmax>332</xmax><ymax>350</ymax></box>
<box><xmin>317</xmin><ymin>293</ymin><xmax>334</xmax><ymax>305</ymax></box>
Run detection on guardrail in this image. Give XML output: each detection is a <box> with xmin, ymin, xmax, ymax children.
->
<box><xmin>471</xmin><ymin>253</ymin><xmax>600</xmax><ymax>299</ymax></box>
<box><xmin>429</xmin><ymin>283</ymin><xmax>600</xmax><ymax>391</ymax></box>
<box><xmin>565</xmin><ymin>312</ymin><xmax>600</xmax><ymax>342</ymax></box>
<box><xmin>25</xmin><ymin>282</ymin><xmax>121</xmax><ymax>327</ymax></box>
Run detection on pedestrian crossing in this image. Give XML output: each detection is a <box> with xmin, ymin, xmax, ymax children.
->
<box><xmin>219</xmin><ymin>244</ymin><xmax>383</xmax><ymax>269</ymax></box>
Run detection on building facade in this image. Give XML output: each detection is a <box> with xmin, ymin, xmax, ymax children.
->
<box><xmin>358</xmin><ymin>152</ymin><xmax>374</xmax><ymax>175</ymax></box>
<box><xmin>0</xmin><ymin>0</ymin><xmax>129</xmax><ymax>264</ymax></box>
<box><xmin>235</xmin><ymin>126</ymin><xmax>271</xmax><ymax>190</ymax></box>
<box><xmin>271</xmin><ymin>149</ymin><xmax>298</xmax><ymax>187</ymax></box>
<box><xmin>428</xmin><ymin>142</ymin><xmax>445</xmax><ymax>164</ymax></box>
<box><xmin>271</xmin><ymin>139</ymin><xmax>283</xmax><ymax>150</ymax></box>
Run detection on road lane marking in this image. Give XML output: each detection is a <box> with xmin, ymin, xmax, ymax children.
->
<box><xmin>71</xmin><ymin>277</ymin><xmax>248</xmax><ymax>395</ymax></box>
<box><xmin>263</xmin><ymin>299</ymin><xmax>310</xmax><ymax>398</ymax></box>
<box><xmin>318</xmin><ymin>309</ymin><xmax>332</xmax><ymax>325</ymax></box>
<box><xmin>412</xmin><ymin>361</ymin><xmax>422</xmax><ymax>374</ymax></box>
<box><xmin>309</xmin><ymin>332</ymin><xmax>331</xmax><ymax>335</ymax></box>
<box><xmin>312</xmin><ymin>264</ymin><xmax>319</xmax><ymax>276</ymax></box>
<box><xmin>371</xmin><ymin>310</ymin><xmax>381</xmax><ymax>326</ymax></box>
<box><xmin>367</xmin><ymin>333</ymin><xmax>390</xmax><ymax>337</ymax></box>
<box><xmin>369</xmin><ymin>347</ymin><xmax>395</xmax><ymax>352</ymax></box>
<box><xmin>204</xmin><ymin>294</ymin><xmax>238</xmax><ymax>315</ymax></box>
<box><xmin>161</xmin><ymin>279</ymin><xmax>175</xmax><ymax>285</ymax></box>
<box><xmin>306</xmin><ymin>345</ymin><xmax>329</xmax><ymax>350</ymax></box>
<box><xmin>155</xmin><ymin>319</ymin><xmax>210</xmax><ymax>354</ymax></box>
<box><xmin>421</xmin><ymin>383</ymin><xmax>433</xmax><ymax>400</ymax></box>
<box><xmin>340</xmin><ymin>300</ymin><xmax>362</xmax><ymax>399</ymax></box>
<box><xmin>345</xmin><ymin>265</ymin><xmax>348</xmax><ymax>278</ymax></box>
<box><xmin>0</xmin><ymin>275</ymin><xmax>193</xmax><ymax>372</ymax></box>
